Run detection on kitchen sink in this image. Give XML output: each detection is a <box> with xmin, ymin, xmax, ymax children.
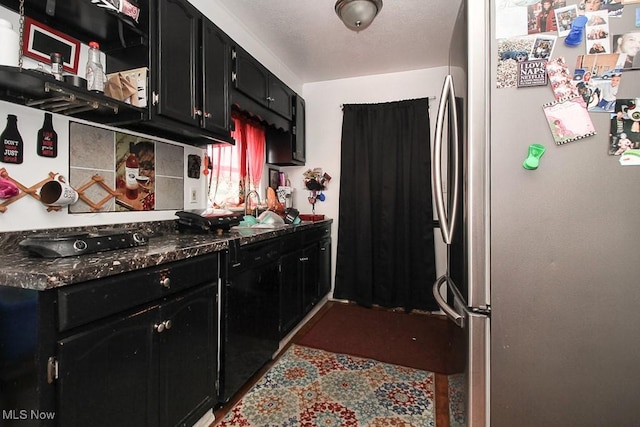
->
<box><xmin>230</xmin><ymin>223</ymin><xmax>292</xmax><ymax>236</ymax></box>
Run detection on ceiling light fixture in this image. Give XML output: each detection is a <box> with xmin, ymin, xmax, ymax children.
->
<box><xmin>335</xmin><ymin>0</ymin><xmax>383</xmax><ymax>32</ymax></box>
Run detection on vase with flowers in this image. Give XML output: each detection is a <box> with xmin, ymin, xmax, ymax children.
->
<box><xmin>303</xmin><ymin>168</ymin><xmax>331</xmax><ymax>214</ymax></box>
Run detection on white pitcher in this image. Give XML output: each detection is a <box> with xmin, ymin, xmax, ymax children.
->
<box><xmin>0</xmin><ymin>19</ymin><xmax>19</xmax><ymax>67</ymax></box>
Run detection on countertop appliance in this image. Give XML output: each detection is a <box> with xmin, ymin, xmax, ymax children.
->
<box><xmin>432</xmin><ymin>2</ymin><xmax>640</xmax><ymax>426</ymax></box>
<box><xmin>175</xmin><ymin>209</ymin><xmax>242</xmax><ymax>233</ymax></box>
<box><xmin>18</xmin><ymin>229</ymin><xmax>147</xmax><ymax>258</ymax></box>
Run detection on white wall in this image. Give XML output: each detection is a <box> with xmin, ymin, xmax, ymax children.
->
<box><xmin>282</xmin><ymin>67</ymin><xmax>450</xmax><ymax>293</ymax></box>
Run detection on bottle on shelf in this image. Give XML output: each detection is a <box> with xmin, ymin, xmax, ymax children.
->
<box><xmin>37</xmin><ymin>113</ymin><xmax>58</xmax><ymax>158</ymax></box>
<box><xmin>125</xmin><ymin>142</ymin><xmax>139</xmax><ymax>200</ymax></box>
<box><xmin>0</xmin><ymin>114</ymin><xmax>23</xmax><ymax>164</ymax></box>
<box><xmin>50</xmin><ymin>52</ymin><xmax>63</xmax><ymax>81</ymax></box>
<box><xmin>86</xmin><ymin>41</ymin><xmax>106</xmax><ymax>92</ymax></box>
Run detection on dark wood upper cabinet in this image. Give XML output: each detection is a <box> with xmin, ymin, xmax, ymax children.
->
<box><xmin>153</xmin><ymin>0</ymin><xmax>232</xmax><ymax>143</ymax></box>
<box><xmin>269</xmin><ymin>77</ymin><xmax>294</xmax><ymax>120</ymax></box>
<box><xmin>0</xmin><ymin>0</ymin><xmax>306</xmax><ymax>151</ymax></box>
<box><xmin>266</xmin><ymin>94</ymin><xmax>306</xmax><ymax>166</ymax></box>
<box><xmin>156</xmin><ymin>0</ymin><xmax>199</xmax><ymax>128</ymax></box>
<box><xmin>293</xmin><ymin>94</ymin><xmax>306</xmax><ymax>163</ymax></box>
<box><xmin>202</xmin><ymin>19</ymin><xmax>231</xmax><ymax>134</ymax></box>
<box><xmin>233</xmin><ymin>46</ymin><xmax>293</xmax><ymax>120</ymax></box>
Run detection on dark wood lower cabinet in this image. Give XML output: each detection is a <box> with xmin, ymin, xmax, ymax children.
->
<box><xmin>301</xmin><ymin>243</ymin><xmax>320</xmax><ymax>315</ymax></box>
<box><xmin>0</xmin><ymin>254</ymin><xmax>219</xmax><ymax>427</ymax></box>
<box><xmin>58</xmin><ymin>285</ymin><xmax>217</xmax><ymax>427</ymax></box>
<box><xmin>279</xmin><ymin>250</ymin><xmax>302</xmax><ymax>337</ymax></box>
<box><xmin>157</xmin><ymin>285</ymin><xmax>217</xmax><ymax>427</ymax></box>
<box><xmin>1</xmin><ymin>226</ymin><xmax>332</xmax><ymax>426</ymax></box>
<box><xmin>279</xmin><ymin>225</ymin><xmax>332</xmax><ymax>339</ymax></box>
<box><xmin>318</xmin><ymin>238</ymin><xmax>332</xmax><ymax>300</ymax></box>
<box><xmin>57</xmin><ymin>308</ymin><xmax>156</xmax><ymax>427</ymax></box>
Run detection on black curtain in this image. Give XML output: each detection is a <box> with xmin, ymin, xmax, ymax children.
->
<box><xmin>333</xmin><ymin>98</ymin><xmax>437</xmax><ymax>312</ymax></box>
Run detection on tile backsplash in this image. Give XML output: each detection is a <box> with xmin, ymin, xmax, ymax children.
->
<box><xmin>69</xmin><ymin>122</ymin><xmax>184</xmax><ymax>213</ymax></box>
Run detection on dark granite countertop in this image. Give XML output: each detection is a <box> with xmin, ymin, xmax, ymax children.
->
<box><xmin>0</xmin><ymin>219</ymin><xmax>332</xmax><ymax>291</ymax></box>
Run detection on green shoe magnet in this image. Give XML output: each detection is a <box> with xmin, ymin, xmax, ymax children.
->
<box><xmin>523</xmin><ymin>144</ymin><xmax>545</xmax><ymax>170</ymax></box>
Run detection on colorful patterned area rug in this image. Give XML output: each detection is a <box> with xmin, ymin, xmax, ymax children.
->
<box><xmin>216</xmin><ymin>344</ymin><xmax>437</xmax><ymax>426</ymax></box>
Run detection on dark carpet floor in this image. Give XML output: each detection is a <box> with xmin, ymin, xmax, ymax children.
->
<box><xmin>294</xmin><ymin>301</ymin><xmax>465</xmax><ymax>375</ymax></box>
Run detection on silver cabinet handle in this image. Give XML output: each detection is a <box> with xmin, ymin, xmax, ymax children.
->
<box><xmin>204</xmin><ymin>112</ymin><xmax>212</xmax><ymax>118</ymax></box>
<box><xmin>154</xmin><ymin>320</ymin><xmax>172</xmax><ymax>333</ymax></box>
<box><xmin>160</xmin><ymin>276</ymin><xmax>170</xmax><ymax>288</ymax></box>
<box><xmin>432</xmin><ymin>75</ymin><xmax>460</xmax><ymax>245</ymax></box>
<box><xmin>432</xmin><ymin>275</ymin><xmax>464</xmax><ymax>328</ymax></box>
<box><xmin>266</xmin><ymin>96</ymin><xmax>275</xmax><ymax>102</ymax></box>
<box><xmin>194</xmin><ymin>108</ymin><xmax>203</xmax><ymax>116</ymax></box>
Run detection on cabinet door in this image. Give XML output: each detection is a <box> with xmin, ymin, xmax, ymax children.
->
<box><xmin>279</xmin><ymin>251</ymin><xmax>302</xmax><ymax>338</ymax></box>
<box><xmin>233</xmin><ymin>47</ymin><xmax>269</xmax><ymax>108</ymax></box>
<box><xmin>156</xmin><ymin>0</ymin><xmax>200</xmax><ymax>127</ymax></box>
<box><xmin>318</xmin><ymin>238</ymin><xmax>332</xmax><ymax>299</ymax></box>
<box><xmin>268</xmin><ymin>77</ymin><xmax>293</xmax><ymax>120</ymax></box>
<box><xmin>57</xmin><ymin>309</ymin><xmax>157</xmax><ymax>427</ymax></box>
<box><xmin>292</xmin><ymin>95</ymin><xmax>306</xmax><ymax>163</ymax></box>
<box><xmin>221</xmin><ymin>263</ymin><xmax>280</xmax><ymax>402</ymax></box>
<box><xmin>158</xmin><ymin>284</ymin><xmax>217</xmax><ymax>427</ymax></box>
<box><xmin>202</xmin><ymin>18</ymin><xmax>230</xmax><ymax>134</ymax></box>
<box><xmin>301</xmin><ymin>244</ymin><xmax>319</xmax><ymax>314</ymax></box>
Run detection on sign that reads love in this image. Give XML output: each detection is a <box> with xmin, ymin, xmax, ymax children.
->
<box><xmin>517</xmin><ymin>60</ymin><xmax>549</xmax><ymax>88</ymax></box>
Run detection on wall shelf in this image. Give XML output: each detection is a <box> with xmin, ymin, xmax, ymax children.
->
<box><xmin>0</xmin><ymin>66</ymin><xmax>144</xmax><ymax>123</ymax></box>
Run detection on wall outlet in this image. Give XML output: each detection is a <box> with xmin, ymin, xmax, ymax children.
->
<box><xmin>190</xmin><ymin>188</ymin><xmax>198</xmax><ymax>204</ymax></box>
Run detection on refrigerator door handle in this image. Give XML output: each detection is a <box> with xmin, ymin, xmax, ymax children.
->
<box><xmin>433</xmin><ymin>274</ymin><xmax>465</xmax><ymax>328</ymax></box>
<box><xmin>432</xmin><ymin>75</ymin><xmax>460</xmax><ymax>245</ymax></box>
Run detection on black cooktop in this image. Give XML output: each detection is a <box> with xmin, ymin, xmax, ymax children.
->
<box><xmin>19</xmin><ymin>229</ymin><xmax>148</xmax><ymax>258</ymax></box>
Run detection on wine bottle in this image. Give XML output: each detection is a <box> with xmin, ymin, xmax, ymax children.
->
<box><xmin>37</xmin><ymin>113</ymin><xmax>58</xmax><ymax>158</ymax></box>
<box><xmin>1</xmin><ymin>114</ymin><xmax>23</xmax><ymax>164</ymax></box>
<box><xmin>125</xmin><ymin>142</ymin><xmax>139</xmax><ymax>200</ymax></box>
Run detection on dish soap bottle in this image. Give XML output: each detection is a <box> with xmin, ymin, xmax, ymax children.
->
<box><xmin>86</xmin><ymin>41</ymin><xmax>105</xmax><ymax>92</ymax></box>
<box><xmin>37</xmin><ymin>112</ymin><xmax>57</xmax><ymax>158</ymax></box>
<box><xmin>125</xmin><ymin>142</ymin><xmax>139</xmax><ymax>200</ymax></box>
<box><xmin>0</xmin><ymin>114</ymin><xmax>23</xmax><ymax>164</ymax></box>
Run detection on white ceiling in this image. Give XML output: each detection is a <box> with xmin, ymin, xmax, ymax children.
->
<box><xmin>214</xmin><ymin>0</ymin><xmax>461</xmax><ymax>83</ymax></box>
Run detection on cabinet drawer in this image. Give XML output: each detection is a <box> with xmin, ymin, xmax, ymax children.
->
<box><xmin>57</xmin><ymin>253</ymin><xmax>219</xmax><ymax>332</ymax></box>
<box><xmin>280</xmin><ymin>234</ymin><xmax>302</xmax><ymax>255</ymax></box>
<box><xmin>303</xmin><ymin>225</ymin><xmax>331</xmax><ymax>244</ymax></box>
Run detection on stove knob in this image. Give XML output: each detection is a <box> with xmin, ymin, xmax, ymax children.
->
<box><xmin>73</xmin><ymin>240</ymin><xmax>88</xmax><ymax>252</ymax></box>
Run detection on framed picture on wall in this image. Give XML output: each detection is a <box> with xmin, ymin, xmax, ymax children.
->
<box><xmin>22</xmin><ymin>17</ymin><xmax>81</xmax><ymax>74</ymax></box>
<box><xmin>269</xmin><ymin>168</ymin><xmax>279</xmax><ymax>190</ymax></box>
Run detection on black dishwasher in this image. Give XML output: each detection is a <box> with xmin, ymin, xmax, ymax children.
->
<box><xmin>219</xmin><ymin>238</ymin><xmax>281</xmax><ymax>403</ymax></box>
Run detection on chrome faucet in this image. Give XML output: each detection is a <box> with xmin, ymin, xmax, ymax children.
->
<box><xmin>244</xmin><ymin>190</ymin><xmax>261</xmax><ymax>217</ymax></box>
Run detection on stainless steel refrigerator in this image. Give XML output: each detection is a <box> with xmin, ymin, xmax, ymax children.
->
<box><xmin>433</xmin><ymin>1</ymin><xmax>640</xmax><ymax>426</ymax></box>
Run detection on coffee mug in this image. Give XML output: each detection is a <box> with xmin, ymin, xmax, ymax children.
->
<box><xmin>39</xmin><ymin>174</ymin><xmax>79</xmax><ymax>206</ymax></box>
